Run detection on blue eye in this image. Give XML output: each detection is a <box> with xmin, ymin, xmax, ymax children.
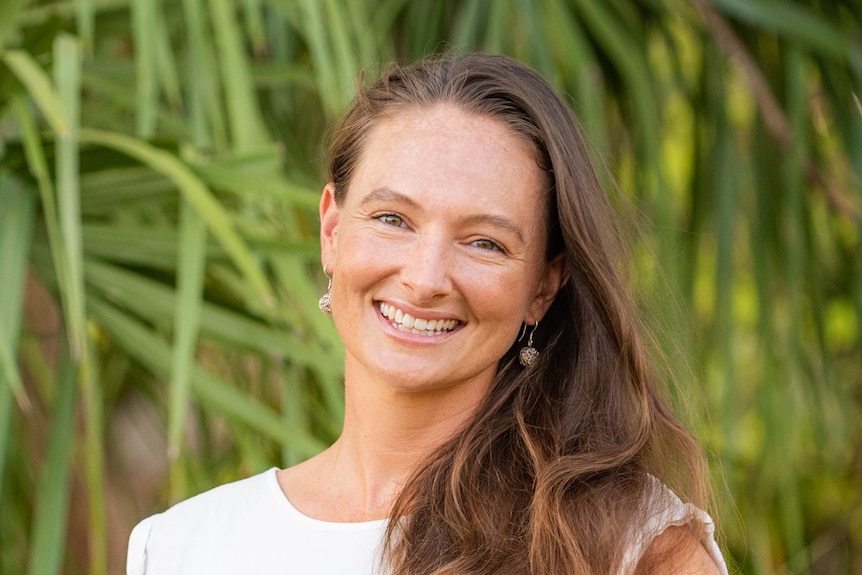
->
<box><xmin>377</xmin><ymin>213</ymin><xmax>404</xmax><ymax>227</ymax></box>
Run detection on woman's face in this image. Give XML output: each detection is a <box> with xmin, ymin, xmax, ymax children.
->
<box><xmin>320</xmin><ymin>104</ymin><xmax>563</xmax><ymax>398</ymax></box>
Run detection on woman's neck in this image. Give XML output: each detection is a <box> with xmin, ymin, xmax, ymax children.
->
<box><xmin>278</xmin><ymin>363</ymin><xmax>491</xmax><ymax>522</ymax></box>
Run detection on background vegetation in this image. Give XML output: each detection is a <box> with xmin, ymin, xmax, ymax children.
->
<box><xmin>0</xmin><ymin>1</ymin><xmax>859</xmax><ymax>573</ymax></box>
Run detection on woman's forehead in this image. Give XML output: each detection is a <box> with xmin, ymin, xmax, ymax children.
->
<box><xmin>352</xmin><ymin>106</ymin><xmax>543</xmax><ymax>194</ymax></box>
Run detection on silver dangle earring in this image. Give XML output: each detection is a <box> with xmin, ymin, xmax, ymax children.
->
<box><xmin>518</xmin><ymin>321</ymin><xmax>539</xmax><ymax>367</ymax></box>
<box><xmin>318</xmin><ymin>265</ymin><xmax>333</xmax><ymax>315</ymax></box>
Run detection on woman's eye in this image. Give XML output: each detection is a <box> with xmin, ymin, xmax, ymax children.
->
<box><xmin>472</xmin><ymin>238</ymin><xmax>503</xmax><ymax>252</ymax></box>
<box><xmin>377</xmin><ymin>213</ymin><xmax>404</xmax><ymax>227</ymax></box>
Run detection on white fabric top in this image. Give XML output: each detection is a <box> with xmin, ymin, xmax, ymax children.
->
<box><xmin>127</xmin><ymin>468</ymin><xmax>727</xmax><ymax>575</ymax></box>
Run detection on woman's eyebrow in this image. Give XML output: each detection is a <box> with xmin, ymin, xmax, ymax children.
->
<box><xmin>359</xmin><ymin>187</ymin><xmax>422</xmax><ymax>211</ymax></box>
<box><xmin>461</xmin><ymin>214</ymin><xmax>525</xmax><ymax>244</ymax></box>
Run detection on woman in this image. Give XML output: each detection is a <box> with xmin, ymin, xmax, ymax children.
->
<box><xmin>128</xmin><ymin>53</ymin><xmax>727</xmax><ymax>574</ymax></box>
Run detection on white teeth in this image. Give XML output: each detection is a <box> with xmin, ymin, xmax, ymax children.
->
<box><xmin>377</xmin><ymin>302</ymin><xmax>459</xmax><ymax>335</ymax></box>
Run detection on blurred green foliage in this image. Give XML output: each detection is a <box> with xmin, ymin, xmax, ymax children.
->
<box><xmin>0</xmin><ymin>1</ymin><xmax>860</xmax><ymax>573</ymax></box>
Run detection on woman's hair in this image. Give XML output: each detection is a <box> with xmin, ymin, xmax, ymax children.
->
<box><xmin>327</xmin><ymin>53</ymin><xmax>710</xmax><ymax>575</ymax></box>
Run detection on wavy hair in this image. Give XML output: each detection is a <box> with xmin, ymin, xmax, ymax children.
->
<box><xmin>327</xmin><ymin>53</ymin><xmax>709</xmax><ymax>575</ymax></box>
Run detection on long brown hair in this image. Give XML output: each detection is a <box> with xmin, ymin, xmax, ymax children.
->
<box><xmin>327</xmin><ymin>53</ymin><xmax>709</xmax><ymax>575</ymax></box>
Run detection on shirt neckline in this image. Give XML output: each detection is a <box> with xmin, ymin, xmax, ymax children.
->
<box><xmin>263</xmin><ymin>467</ymin><xmax>390</xmax><ymax>533</ymax></box>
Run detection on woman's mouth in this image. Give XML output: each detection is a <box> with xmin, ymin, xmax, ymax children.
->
<box><xmin>378</xmin><ymin>302</ymin><xmax>461</xmax><ymax>336</ymax></box>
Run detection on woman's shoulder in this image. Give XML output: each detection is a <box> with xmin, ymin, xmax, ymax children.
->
<box><xmin>153</xmin><ymin>467</ymin><xmax>279</xmax><ymax>522</ymax></box>
<box><xmin>621</xmin><ymin>477</ymin><xmax>728</xmax><ymax>575</ymax></box>
<box><xmin>126</xmin><ymin>467</ymin><xmax>283</xmax><ymax>575</ymax></box>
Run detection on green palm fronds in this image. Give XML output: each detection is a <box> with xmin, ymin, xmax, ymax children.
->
<box><xmin>0</xmin><ymin>1</ymin><xmax>859</xmax><ymax>573</ymax></box>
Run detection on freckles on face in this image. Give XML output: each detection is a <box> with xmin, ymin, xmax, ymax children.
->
<box><xmin>323</xmin><ymin>103</ymin><xmax>554</xmax><ymax>394</ymax></box>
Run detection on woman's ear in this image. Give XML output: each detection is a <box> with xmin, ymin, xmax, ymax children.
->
<box><xmin>526</xmin><ymin>254</ymin><xmax>567</xmax><ymax>324</ymax></box>
<box><xmin>320</xmin><ymin>183</ymin><xmax>340</xmax><ymax>267</ymax></box>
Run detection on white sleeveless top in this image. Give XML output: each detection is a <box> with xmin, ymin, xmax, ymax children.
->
<box><xmin>127</xmin><ymin>468</ymin><xmax>727</xmax><ymax>575</ymax></box>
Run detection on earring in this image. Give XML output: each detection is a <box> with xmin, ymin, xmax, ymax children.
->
<box><xmin>518</xmin><ymin>321</ymin><xmax>539</xmax><ymax>367</ymax></box>
<box><xmin>318</xmin><ymin>265</ymin><xmax>333</xmax><ymax>315</ymax></box>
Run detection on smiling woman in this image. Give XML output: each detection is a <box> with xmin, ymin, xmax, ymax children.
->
<box><xmin>126</xmin><ymin>53</ymin><xmax>727</xmax><ymax>575</ymax></box>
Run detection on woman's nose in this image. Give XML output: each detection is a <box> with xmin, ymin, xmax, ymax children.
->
<box><xmin>399</xmin><ymin>236</ymin><xmax>453</xmax><ymax>304</ymax></box>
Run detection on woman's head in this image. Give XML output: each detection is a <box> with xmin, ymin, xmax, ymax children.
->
<box><xmin>319</xmin><ymin>102</ymin><xmax>562</xmax><ymax>399</ymax></box>
<box><xmin>326</xmin><ymin>53</ymin><xmax>631</xmax><ymax>382</ymax></box>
